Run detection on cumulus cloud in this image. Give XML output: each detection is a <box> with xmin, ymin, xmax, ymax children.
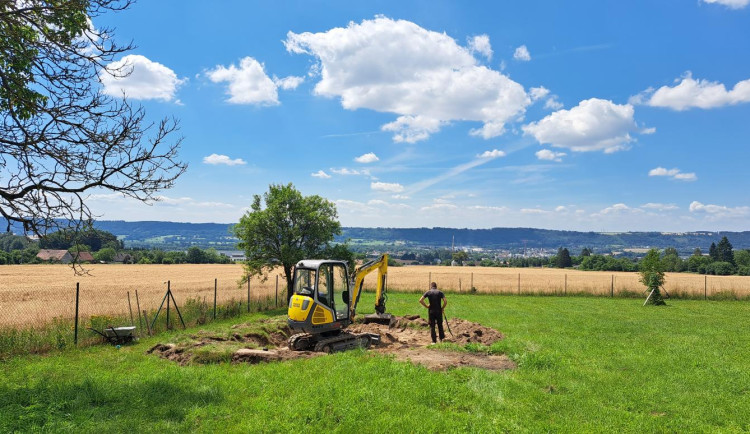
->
<box><xmin>522</xmin><ymin>98</ymin><xmax>639</xmax><ymax>153</ymax></box>
<box><xmin>207</xmin><ymin>57</ymin><xmax>279</xmax><ymax>105</ymax></box>
<box><xmin>273</xmin><ymin>75</ymin><xmax>305</xmax><ymax>90</ymax></box>
<box><xmin>641</xmin><ymin>203</ymin><xmax>679</xmax><ymax>211</ymax></box>
<box><xmin>285</xmin><ymin>17</ymin><xmax>530</xmax><ymax>142</ymax></box>
<box><xmin>648</xmin><ymin>167</ymin><xmax>697</xmax><ymax>181</ymax></box>
<box><xmin>702</xmin><ymin>0</ymin><xmax>749</xmax><ymax>8</ymax></box>
<box><xmin>544</xmin><ymin>96</ymin><xmax>563</xmax><ymax>110</ymax></box>
<box><xmin>468</xmin><ymin>34</ymin><xmax>493</xmax><ymax>59</ymax></box>
<box><xmin>521</xmin><ymin>208</ymin><xmax>549</xmax><ymax>214</ymax></box>
<box><xmin>689</xmin><ymin>201</ymin><xmax>749</xmax><ymax>218</ymax></box>
<box><xmin>100</xmin><ymin>55</ymin><xmax>186</xmax><ymax>101</ymax></box>
<box><xmin>594</xmin><ymin>203</ymin><xmax>643</xmax><ymax>216</ymax></box>
<box><xmin>354</xmin><ymin>152</ymin><xmax>379</xmax><ymax>163</ymax></box>
<box><xmin>421</xmin><ymin>203</ymin><xmax>459</xmax><ymax>211</ymax></box>
<box><xmin>331</xmin><ymin>168</ymin><xmax>361</xmax><ymax>175</ymax></box>
<box><xmin>535</xmin><ymin>149</ymin><xmax>566</xmax><ymax>162</ymax></box>
<box><xmin>381</xmin><ymin>115</ymin><xmax>444</xmax><ymax>143</ymax></box>
<box><xmin>468</xmin><ymin>205</ymin><xmax>509</xmax><ymax>213</ymax></box>
<box><xmin>371</xmin><ymin>181</ymin><xmax>404</xmax><ymax>193</ymax></box>
<box><xmin>631</xmin><ymin>73</ymin><xmax>750</xmax><ymax>110</ymax></box>
<box><xmin>513</xmin><ymin>45</ymin><xmax>531</xmax><ymax>61</ymax></box>
<box><xmin>203</xmin><ymin>153</ymin><xmax>246</xmax><ymax>166</ymax></box>
<box><xmin>311</xmin><ymin>170</ymin><xmax>331</xmax><ymax>179</ymax></box>
<box><xmin>478</xmin><ymin>149</ymin><xmax>506</xmax><ymax>158</ymax></box>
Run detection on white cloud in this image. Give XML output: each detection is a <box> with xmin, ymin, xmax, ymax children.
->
<box><xmin>468</xmin><ymin>34</ymin><xmax>493</xmax><ymax>60</ymax></box>
<box><xmin>544</xmin><ymin>96</ymin><xmax>563</xmax><ymax>110</ymax></box>
<box><xmin>641</xmin><ymin>203</ymin><xmax>679</xmax><ymax>211</ymax></box>
<box><xmin>354</xmin><ymin>152</ymin><xmax>379</xmax><ymax>163</ymax></box>
<box><xmin>285</xmin><ymin>17</ymin><xmax>530</xmax><ymax>142</ymax></box>
<box><xmin>311</xmin><ymin>170</ymin><xmax>331</xmax><ymax>179</ymax></box>
<box><xmin>207</xmin><ymin>57</ymin><xmax>279</xmax><ymax>105</ymax></box>
<box><xmin>521</xmin><ymin>208</ymin><xmax>549</xmax><ymax>214</ymax></box>
<box><xmin>381</xmin><ymin>115</ymin><xmax>444</xmax><ymax>143</ymax></box>
<box><xmin>535</xmin><ymin>149</ymin><xmax>566</xmax><ymax>162</ymax></box>
<box><xmin>648</xmin><ymin>167</ymin><xmax>697</xmax><ymax>181</ymax></box>
<box><xmin>392</xmin><ymin>194</ymin><xmax>410</xmax><ymax>200</ymax></box>
<box><xmin>478</xmin><ymin>149</ymin><xmax>506</xmax><ymax>158</ymax></box>
<box><xmin>689</xmin><ymin>201</ymin><xmax>750</xmax><ymax>218</ymax></box>
<box><xmin>371</xmin><ymin>181</ymin><xmax>404</xmax><ymax>193</ymax></box>
<box><xmin>631</xmin><ymin>73</ymin><xmax>750</xmax><ymax>110</ymax></box>
<box><xmin>468</xmin><ymin>205</ymin><xmax>509</xmax><ymax>213</ymax></box>
<box><xmin>272</xmin><ymin>75</ymin><xmax>305</xmax><ymax>90</ymax></box>
<box><xmin>154</xmin><ymin>195</ymin><xmax>234</xmax><ymax>208</ymax></box>
<box><xmin>522</xmin><ymin>98</ymin><xmax>638</xmax><ymax>153</ymax></box>
<box><xmin>101</xmin><ymin>55</ymin><xmax>186</xmax><ymax>102</ymax></box>
<box><xmin>331</xmin><ymin>168</ymin><xmax>361</xmax><ymax>175</ymax></box>
<box><xmin>702</xmin><ymin>0</ymin><xmax>749</xmax><ymax>9</ymax></box>
<box><xmin>421</xmin><ymin>203</ymin><xmax>459</xmax><ymax>211</ymax></box>
<box><xmin>594</xmin><ymin>203</ymin><xmax>644</xmax><ymax>216</ymax></box>
<box><xmin>513</xmin><ymin>45</ymin><xmax>531</xmax><ymax>61</ymax></box>
<box><xmin>529</xmin><ymin>87</ymin><xmax>550</xmax><ymax>101</ymax></box>
<box><xmin>203</xmin><ymin>153</ymin><xmax>246</xmax><ymax>166</ymax></box>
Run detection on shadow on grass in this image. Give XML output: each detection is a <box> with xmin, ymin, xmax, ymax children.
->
<box><xmin>0</xmin><ymin>374</ymin><xmax>224</xmax><ymax>431</ymax></box>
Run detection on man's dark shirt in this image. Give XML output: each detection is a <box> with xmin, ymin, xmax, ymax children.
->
<box><xmin>423</xmin><ymin>289</ymin><xmax>445</xmax><ymax>313</ymax></box>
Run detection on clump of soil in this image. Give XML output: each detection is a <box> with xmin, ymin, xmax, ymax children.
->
<box><xmin>147</xmin><ymin>315</ymin><xmax>514</xmax><ymax>371</ymax></box>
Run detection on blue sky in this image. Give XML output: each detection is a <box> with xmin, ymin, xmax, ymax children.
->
<box><xmin>88</xmin><ymin>0</ymin><xmax>750</xmax><ymax>231</ymax></box>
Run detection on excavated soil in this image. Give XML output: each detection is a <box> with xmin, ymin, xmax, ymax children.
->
<box><xmin>147</xmin><ymin>315</ymin><xmax>515</xmax><ymax>371</ymax></box>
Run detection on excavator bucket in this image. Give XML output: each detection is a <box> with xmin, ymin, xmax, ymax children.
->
<box><xmin>363</xmin><ymin>313</ymin><xmax>394</xmax><ymax>326</ymax></box>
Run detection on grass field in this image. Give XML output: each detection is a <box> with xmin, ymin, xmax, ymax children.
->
<box><xmin>1</xmin><ymin>293</ymin><xmax>748</xmax><ymax>432</ymax></box>
<box><xmin>2</xmin><ymin>264</ymin><xmax>749</xmax><ymax>328</ymax></box>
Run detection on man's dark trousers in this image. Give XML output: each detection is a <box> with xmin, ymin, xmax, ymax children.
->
<box><xmin>428</xmin><ymin>309</ymin><xmax>445</xmax><ymax>343</ymax></box>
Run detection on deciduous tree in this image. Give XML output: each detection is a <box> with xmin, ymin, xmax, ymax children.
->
<box><xmin>1</xmin><ymin>1</ymin><xmax>186</xmax><ymax>239</ymax></box>
<box><xmin>234</xmin><ymin>183</ymin><xmax>345</xmax><ymax>302</ymax></box>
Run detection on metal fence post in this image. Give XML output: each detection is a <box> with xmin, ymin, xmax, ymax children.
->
<box><xmin>248</xmin><ymin>277</ymin><xmax>251</xmax><ymax>312</ymax></box>
<box><xmin>135</xmin><ymin>290</ymin><xmax>143</xmax><ymax>336</ymax></box>
<box><xmin>127</xmin><ymin>291</ymin><xmax>134</xmax><ymax>326</ymax></box>
<box><xmin>275</xmin><ymin>275</ymin><xmax>279</xmax><ymax>307</ymax></box>
<box><xmin>518</xmin><ymin>273</ymin><xmax>521</xmax><ymax>295</ymax></box>
<box><xmin>166</xmin><ymin>280</ymin><xmax>171</xmax><ymax>330</ymax></box>
<box><xmin>213</xmin><ymin>278</ymin><xmax>217</xmax><ymax>319</ymax></box>
<box><xmin>74</xmin><ymin>282</ymin><xmax>80</xmax><ymax>345</ymax></box>
<box><xmin>704</xmin><ymin>275</ymin><xmax>707</xmax><ymax>300</ymax></box>
<box><xmin>611</xmin><ymin>275</ymin><xmax>614</xmax><ymax>297</ymax></box>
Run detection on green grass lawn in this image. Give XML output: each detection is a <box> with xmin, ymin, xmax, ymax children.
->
<box><xmin>1</xmin><ymin>294</ymin><xmax>749</xmax><ymax>433</ymax></box>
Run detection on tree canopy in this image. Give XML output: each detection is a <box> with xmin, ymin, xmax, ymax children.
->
<box><xmin>233</xmin><ymin>183</ymin><xmax>346</xmax><ymax>301</ymax></box>
<box><xmin>1</xmin><ymin>1</ymin><xmax>185</xmax><ymax>238</ymax></box>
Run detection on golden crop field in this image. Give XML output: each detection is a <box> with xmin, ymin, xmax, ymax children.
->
<box><xmin>2</xmin><ymin>264</ymin><xmax>749</xmax><ymax>327</ymax></box>
<box><xmin>0</xmin><ymin>264</ymin><xmax>285</xmax><ymax>327</ymax></box>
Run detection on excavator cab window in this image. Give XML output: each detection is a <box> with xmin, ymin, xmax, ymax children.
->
<box><xmin>294</xmin><ymin>268</ymin><xmax>316</xmax><ymax>296</ymax></box>
<box><xmin>317</xmin><ymin>265</ymin><xmax>331</xmax><ymax>308</ymax></box>
<box><xmin>332</xmin><ymin>264</ymin><xmax>349</xmax><ymax>320</ymax></box>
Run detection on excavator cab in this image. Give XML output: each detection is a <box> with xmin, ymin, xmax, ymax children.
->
<box><xmin>288</xmin><ymin>260</ymin><xmax>351</xmax><ymax>336</ymax></box>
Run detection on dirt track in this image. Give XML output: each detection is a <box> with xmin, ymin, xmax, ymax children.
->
<box><xmin>148</xmin><ymin>315</ymin><xmax>515</xmax><ymax>371</ymax></box>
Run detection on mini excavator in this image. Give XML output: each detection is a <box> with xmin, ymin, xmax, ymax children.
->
<box><xmin>287</xmin><ymin>254</ymin><xmax>393</xmax><ymax>353</ymax></box>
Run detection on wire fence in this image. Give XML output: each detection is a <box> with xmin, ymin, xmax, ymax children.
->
<box><xmin>2</xmin><ymin>266</ymin><xmax>748</xmax><ymax>358</ymax></box>
<box><xmin>0</xmin><ymin>274</ymin><xmax>287</xmax><ymax>358</ymax></box>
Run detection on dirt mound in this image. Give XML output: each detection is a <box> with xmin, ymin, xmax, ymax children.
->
<box><xmin>148</xmin><ymin>315</ymin><xmax>514</xmax><ymax>371</ymax></box>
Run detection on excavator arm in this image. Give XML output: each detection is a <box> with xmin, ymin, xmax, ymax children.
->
<box><xmin>349</xmin><ymin>254</ymin><xmax>392</xmax><ymax>324</ymax></box>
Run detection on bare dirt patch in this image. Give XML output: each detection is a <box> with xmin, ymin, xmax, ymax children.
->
<box><xmin>147</xmin><ymin>315</ymin><xmax>515</xmax><ymax>371</ymax></box>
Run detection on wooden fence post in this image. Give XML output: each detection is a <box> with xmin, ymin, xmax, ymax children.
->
<box><xmin>564</xmin><ymin>274</ymin><xmax>567</xmax><ymax>295</ymax></box>
<box><xmin>518</xmin><ymin>273</ymin><xmax>521</xmax><ymax>295</ymax></box>
<box><xmin>611</xmin><ymin>275</ymin><xmax>614</xmax><ymax>297</ymax></box>
<box><xmin>74</xmin><ymin>282</ymin><xmax>80</xmax><ymax>345</ymax></box>
<box><xmin>127</xmin><ymin>291</ymin><xmax>134</xmax><ymax>326</ymax></box>
<box><xmin>471</xmin><ymin>272</ymin><xmax>474</xmax><ymax>291</ymax></box>
<box><xmin>275</xmin><ymin>275</ymin><xmax>279</xmax><ymax>307</ymax></box>
<box><xmin>213</xmin><ymin>278</ymin><xmax>217</xmax><ymax>319</ymax></box>
<box><xmin>704</xmin><ymin>275</ymin><xmax>707</xmax><ymax>300</ymax></box>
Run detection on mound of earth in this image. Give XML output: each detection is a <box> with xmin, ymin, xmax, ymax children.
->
<box><xmin>147</xmin><ymin>315</ymin><xmax>514</xmax><ymax>371</ymax></box>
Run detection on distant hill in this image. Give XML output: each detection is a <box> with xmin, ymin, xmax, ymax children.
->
<box><xmin>84</xmin><ymin>221</ymin><xmax>750</xmax><ymax>254</ymax></box>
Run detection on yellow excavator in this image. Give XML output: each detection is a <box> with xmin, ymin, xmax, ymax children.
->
<box><xmin>287</xmin><ymin>254</ymin><xmax>393</xmax><ymax>352</ymax></box>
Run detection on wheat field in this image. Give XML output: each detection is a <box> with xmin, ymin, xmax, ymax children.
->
<box><xmin>2</xmin><ymin>264</ymin><xmax>749</xmax><ymax>327</ymax></box>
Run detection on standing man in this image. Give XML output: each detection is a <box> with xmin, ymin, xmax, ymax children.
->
<box><xmin>419</xmin><ymin>282</ymin><xmax>447</xmax><ymax>343</ymax></box>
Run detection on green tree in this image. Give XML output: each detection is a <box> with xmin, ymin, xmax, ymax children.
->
<box><xmin>452</xmin><ymin>251</ymin><xmax>468</xmax><ymax>265</ymax></box>
<box><xmin>639</xmin><ymin>249</ymin><xmax>666</xmax><ymax>306</ymax></box>
<box><xmin>709</xmin><ymin>242</ymin><xmax>718</xmax><ymax>261</ymax></box>
<box><xmin>234</xmin><ymin>183</ymin><xmax>344</xmax><ymax>302</ymax></box>
<box><xmin>186</xmin><ymin>246</ymin><xmax>205</xmax><ymax>264</ymax></box>
<box><xmin>661</xmin><ymin>247</ymin><xmax>683</xmax><ymax>272</ymax></box>
<box><xmin>580</xmin><ymin>247</ymin><xmax>592</xmax><ymax>257</ymax></box>
<box><xmin>716</xmin><ymin>236</ymin><xmax>734</xmax><ymax>264</ymax></box>
<box><xmin>556</xmin><ymin>247</ymin><xmax>572</xmax><ymax>268</ymax></box>
<box><xmin>94</xmin><ymin>247</ymin><xmax>116</xmax><ymax>262</ymax></box>
<box><xmin>0</xmin><ymin>1</ymin><xmax>185</xmax><ymax>239</ymax></box>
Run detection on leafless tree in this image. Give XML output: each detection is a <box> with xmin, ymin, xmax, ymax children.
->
<box><xmin>0</xmin><ymin>0</ymin><xmax>186</xmax><ymax>239</ymax></box>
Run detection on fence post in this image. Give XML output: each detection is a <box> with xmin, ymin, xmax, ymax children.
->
<box><xmin>459</xmin><ymin>277</ymin><xmax>462</xmax><ymax>292</ymax></box>
<box><xmin>611</xmin><ymin>275</ymin><xmax>614</xmax><ymax>297</ymax></box>
<box><xmin>275</xmin><ymin>275</ymin><xmax>279</xmax><ymax>307</ymax></box>
<box><xmin>166</xmin><ymin>280</ymin><xmax>171</xmax><ymax>330</ymax></box>
<box><xmin>213</xmin><ymin>278</ymin><xmax>217</xmax><ymax>319</ymax></box>
<box><xmin>248</xmin><ymin>277</ymin><xmax>251</xmax><ymax>312</ymax></box>
<box><xmin>127</xmin><ymin>291</ymin><xmax>134</xmax><ymax>326</ymax></box>
<box><xmin>428</xmin><ymin>272</ymin><xmax>431</xmax><ymax>289</ymax></box>
<box><xmin>471</xmin><ymin>272</ymin><xmax>474</xmax><ymax>291</ymax></box>
<box><xmin>518</xmin><ymin>273</ymin><xmax>521</xmax><ymax>295</ymax></box>
<box><xmin>564</xmin><ymin>274</ymin><xmax>567</xmax><ymax>295</ymax></box>
<box><xmin>74</xmin><ymin>282</ymin><xmax>80</xmax><ymax>345</ymax></box>
<box><xmin>135</xmin><ymin>290</ymin><xmax>143</xmax><ymax>336</ymax></box>
<box><xmin>704</xmin><ymin>275</ymin><xmax>707</xmax><ymax>300</ymax></box>
<box><xmin>143</xmin><ymin>310</ymin><xmax>151</xmax><ymax>335</ymax></box>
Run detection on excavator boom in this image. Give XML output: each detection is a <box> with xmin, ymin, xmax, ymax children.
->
<box><xmin>350</xmin><ymin>254</ymin><xmax>393</xmax><ymax>325</ymax></box>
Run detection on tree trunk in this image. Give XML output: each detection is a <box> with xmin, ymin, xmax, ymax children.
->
<box><xmin>285</xmin><ymin>265</ymin><xmax>294</xmax><ymax>303</ymax></box>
